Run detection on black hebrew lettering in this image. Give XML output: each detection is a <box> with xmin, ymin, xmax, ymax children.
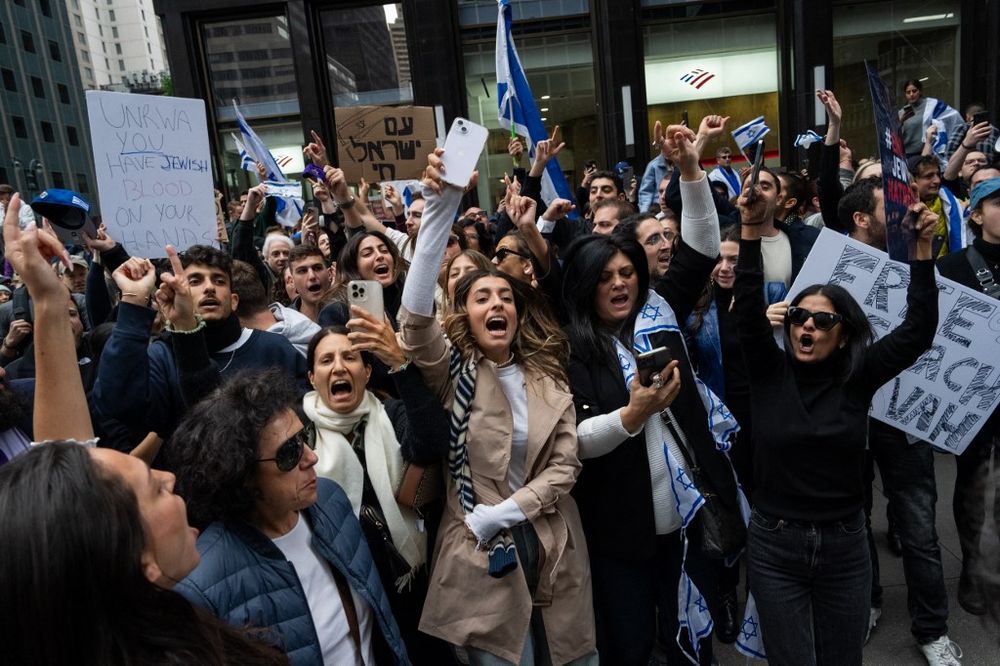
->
<box><xmin>929</xmin><ymin>404</ymin><xmax>981</xmax><ymax>451</ymax></box>
<box><xmin>372</xmin><ymin>163</ymin><xmax>396</xmax><ymax>180</ymax></box>
<box><xmin>383</xmin><ymin>116</ymin><xmax>415</xmax><ymax>136</ymax></box>
<box><xmin>939</xmin><ymin>292</ymin><xmax>997</xmax><ymax>348</ymax></box>
<box><xmin>959</xmin><ymin>364</ymin><xmax>1000</xmax><ymax>409</ymax></box>
<box><xmin>943</xmin><ymin>357</ymin><xmax>978</xmax><ymax>392</ymax></box>
<box><xmin>829</xmin><ymin>245</ymin><xmax>880</xmax><ymax>287</ymax></box>
<box><xmin>864</xmin><ymin>263</ymin><xmax>909</xmax><ymax>313</ymax></box>
<box><xmin>907</xmin><ymin>344</ymin><xmax>946</xmax><ymax>381</ymax></box>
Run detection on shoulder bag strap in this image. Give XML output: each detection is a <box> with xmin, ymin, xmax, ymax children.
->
<box><xmin>965</xmin><ymin>246</ymin><xmax>1000</xmax><ymax>299</ymax></box>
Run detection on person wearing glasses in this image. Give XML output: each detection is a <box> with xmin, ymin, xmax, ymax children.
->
<box><xmin>708</xmin><ymin>146</ymin><xmax>740</xmax><ymax>200</ymax></box>
<box><xmin>302</xmin><ymin>322</ymin><xmax>452</xmax><ymax>661</ymax></box>
<box><xmin>170</xmin><ymin>367</ymin><xmax>411</xmax><ymax>666</ymax></box>
<box><xmin>612</xmin><ymin>213</ymin><xmax>676</xmax><ymax>279</ymax></box>
<box><xmin>733</xmin><ymin>180</ymin><xmax>940</xmax><ymax>665</ymax></box>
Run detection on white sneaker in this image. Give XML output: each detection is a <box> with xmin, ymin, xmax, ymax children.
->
<box><xmin>919</xmin><ymin>636</ymin><xmax>962</xmax><ymax>666</ymax></box>
<box><xmin>865</xmin><ymin>607</ymin><xmax>882</xmax><ymax>644</ymax></box>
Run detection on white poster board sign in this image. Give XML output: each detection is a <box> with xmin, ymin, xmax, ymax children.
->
<box><xmin>788</xmin><ymin>229</ymin><xmax>1000</xmax><ymax>454</ymax></box>
<box><xmin>86</xmin><ymin>90</ymin><xmax>215</xmax><ymax>258</ymax></box>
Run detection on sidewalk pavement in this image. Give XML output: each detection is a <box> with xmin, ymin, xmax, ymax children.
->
<box><xmin>713</xmin><ymin>450</ymin><xmax>1000</xmax><ymax>665</ymax></box>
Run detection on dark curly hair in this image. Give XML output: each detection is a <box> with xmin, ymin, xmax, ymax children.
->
<box><xmin>180</xmin><ymin>245</ymin><xmax>233</xmax><ymax>284</ymax></box>
<box><xmin>170</xmin><ymin>369</ymin><xmax>302</xmax><ymax>529</ymax></box>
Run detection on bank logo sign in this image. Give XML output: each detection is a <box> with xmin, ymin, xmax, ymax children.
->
<box><xmin>679</xmin><ymin>68</ymin><xmax>716</xmax><ymax>89</ymax></box>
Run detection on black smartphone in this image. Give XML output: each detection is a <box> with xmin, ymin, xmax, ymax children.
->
<box><xmin>636</xmin><ymin>346</ymin><xmax>672</xmax><ymax>387</ymax></box>
<box><xmin>972</xmin><ymin>111</ymin><xmax>990</xmax><ymax>126</ymax></box>
<box><xmin>584</xmin><ymin>160</ymin><xmax>598</xmax><ymax>172</ymax></box>
<box><xmin>682</xmin><ymin>110</ymin><xmax>689</xmax><ymax>127</ymax></box>
<box><xmin>745</xmin><ymin>140</ymin><xmax>765</xmax><ymax>204</ymax></box>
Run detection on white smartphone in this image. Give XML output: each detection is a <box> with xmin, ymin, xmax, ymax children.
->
<box><xmin>347</xmin><ymin>279</ymin><xmax>385</xmax><ymax>322</ymax></box>
<box><xmin>440</xmin><ymin>118</ymin><xmax>488</xmax><ymax>188</ymax></box>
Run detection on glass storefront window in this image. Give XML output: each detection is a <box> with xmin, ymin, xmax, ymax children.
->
<box><xmin>320</xmin><ymin>4</ymin><xmax>412</xmax><ymax>107</ymax></box>
<box><xmin>458</xmin><ymin>0</ymin><xmax>589</xmax><ymax>27</ymax></box>
<box><xmin>832</xmin><ymin>0</ymin><xmax>960</xmax><ymax>161</ymax></box>
<box><xmin>202</xmin><ymin>15</ymin><xmax>300</xmax><ymax>121</ymax></box>
<box><xmin>464</xmin><ymin>31</ymin><xmax>599</xmax><ymax>210</ymax></box>
<box><xmin>642</xmin><ymin>13</ymin><xmax>779</xmax><ymax>167</ymax></box>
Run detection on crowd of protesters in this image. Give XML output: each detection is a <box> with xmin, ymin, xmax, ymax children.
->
<box><xmin>1</xmin><ymin>81</ymin><xmax>999</xmax><ymax>666</ymax></box>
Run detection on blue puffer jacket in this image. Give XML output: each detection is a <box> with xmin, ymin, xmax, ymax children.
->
<box><xmin>176</xmin><ymin>479</ymin><xmax>410</xmax><ymax>665</ymax></box>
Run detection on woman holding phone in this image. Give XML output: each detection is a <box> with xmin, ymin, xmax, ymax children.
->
<box><xmin>398</xmin><ymin>148</ymin><xmax>598</xmax><ymax>665</ymax></box>
<box><xmin>560</xmin><ymin>122</ymin><xmax>740</xmax><ymax>665</ymax></box>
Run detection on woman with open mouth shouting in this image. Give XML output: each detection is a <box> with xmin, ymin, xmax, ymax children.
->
<box><xmin>397</xmin><ymin>149</ymin><xmax>598</xmax><ymax>665</ymax></box>
<box><xmin>733</xmin><ymin>180</ymin><xmax>940</xmax><ymax>665</ymax></box>
<box><xmin>302</xmin><ymin>319</ymin><xmax>453</xmax><ymax>662</ymax></box>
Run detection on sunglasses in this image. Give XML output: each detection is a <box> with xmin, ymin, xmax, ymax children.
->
<box><xmin>786</xmin><ymin>306</ymin><xmax>843</xmax><ymax>331</ymax></box>
<box><xmin>257</xmin><ymin>422</ymin><xmax>316</xmax><ymax>472</ymax></box>
<box><xmin>494</xmin><ymin>247</ymin><xmax>529</xmax><ymax>262</ymax></box>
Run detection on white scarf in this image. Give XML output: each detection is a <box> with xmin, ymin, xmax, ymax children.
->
<box><xmin>303</xmin><ymin>390</ymin><xmax>426</xmax><ymax>589</ymax></box>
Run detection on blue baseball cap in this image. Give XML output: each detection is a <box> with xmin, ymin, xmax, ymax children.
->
<box><xmin>968</xmin><ymin>177</ymin><xmax>1000</xmax><ymax>211</ymax></box>
<box><xmin>30</xmin><ymin>189</ymin><xmax>90</xmax><ymax>229</ymax></box>
<box><xmin>613</xmin><ymin>161</ymin><xmax>631</xmax><ymax>177</ymax></box>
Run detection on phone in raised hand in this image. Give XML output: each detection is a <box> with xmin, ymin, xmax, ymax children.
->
<box><xmin>441</xmin><ymin>118</ymin><xmax>489</xmax><ymax>188</ymax></box>
<box><xmin>636</xmin><ymin>346</ymin><xmax>672</xmax><ymax>387</ymax></box>
<box><xmin>347</xmin><ymin>280</ymin><xmax>385</xmax><ymax>322</ymax></box>
<box><xmin>745</xmin><ymin>140</ymin><xmax>765</xmax><ymax>204</ymax></box>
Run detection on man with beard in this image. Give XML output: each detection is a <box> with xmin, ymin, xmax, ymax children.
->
<box><xmin>91</xmin><ymin>244</ymin><xmax>307</xmax><ymax>443</ymax></box>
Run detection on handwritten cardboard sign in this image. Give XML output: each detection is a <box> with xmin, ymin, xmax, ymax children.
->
<box><xmin>335</xmin><ymin>105</ymin><xmax>436</xmax><ymax>183</ymax></box>
<box><xmin>86</xmin><ymin>90</ymin><xmax>215</xmax><ymax>258</ymax></box>
<box><xmin>788</xmin><ymin>229</ymin><xmax>1000</xmax><ymax>454</ymax></box>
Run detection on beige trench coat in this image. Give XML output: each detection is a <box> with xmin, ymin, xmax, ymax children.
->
<box><xmin>398</xmin><ymin>306</ymin><xmax>596</xmax><ymax>664</ymax></box>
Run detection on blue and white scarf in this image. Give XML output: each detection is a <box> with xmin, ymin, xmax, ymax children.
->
<box><xmin>614</xmin><ymin>290</ymin><xmax>765</xmax><ymax>662</ymax></box>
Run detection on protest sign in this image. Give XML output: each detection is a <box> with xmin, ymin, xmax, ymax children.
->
<box><xmin>788</xmin><ymin>229</ymin><xmax>1000</xmax><ymax>454</ymax></box>
<box><xmin>86</xmin><ymin>90</ymin><xmax>215</xmax><ymax>258</ymax></box>
<box><xmin>865</xmin><ymin>62</ymin><xmax>917</xmax><ymax>262</ymax></box>
<box><xmin>335</xmin><ymin>106</ymin><xmax>436</xmax><ymax>183</ymax></box>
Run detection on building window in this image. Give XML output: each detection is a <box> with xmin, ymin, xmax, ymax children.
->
<box><xmin>12</xmin><ymin>117</ymin><xmax>27</xmax><ymax>139</ymax></box>
<box><xmin>119</xmin><ymin>60</ymin><xmax>125</xmax><ymax>71</ymax></box>
<box><xmin>147</xmin><ymin>43</ymin><xmax>152</xmax><ymax>54</ymax></box>
<box><xmin>109</xmin><ymin>10</ymin><xmax>116</xmax><ymax>21</ymax></box>
<box><xmin>41</xmin><ymin>122</ymin><xmax>55</xmax><ymax>143</ymax></box>
<box><xmin>74</xmin><ymin>14</ymin><xmax>82</xmax><ymax>28</ymax></box>
<box><xmin>76</xmin><ymin>174</ymin><xmax>90</xmax><ymax>195</ymax></box>
<box><xmin>31</xmin><ymin>76</ymin><xmax>45</xmax><ymax>98</ymax></box>
<box><xmin>40</xmin><ymin>0</ymin><xmax>52</xmax><ymax>18</ymax></box>
<box><xmin>2</xmin><ymin>69</ymin><xmax>17</xmax><ymax>92</ymax></box>
<box><xmin>144</xmin><ymin>26</ymin><xmax>149</xmax><ymax>38</ymax></box>
<box><xmin>98</xmin><ymin>25</ymin><xmax>104</xmax><ymax>37</ymax></box>
<box><xmin>115</xmin><ymin>43</ymin><xmax>122</xmax><ymax>55</ymax></box>
<box><xmin>21</xmin><ymin>30</ymin><xmax>35</xmax><ymax>53</ymax></box>
<box><xmin>0</xmin><ymin>22</ymin><xmax>5</xmax><ymax>44</ymax></box>
<box><xmin>105</xmin><ymin>58</ymin><xmax>110</xmax><ymax>69</ymax></box>
<box><xmin>58</xmin><ymin>83</ymin><xmax>70</xmax><ymax>104</ymax></box>
<box><xmin>320</xmin><ymin>4</ymin><xmax>414</xmax><ymax>108</ymax></box>
<box><xmin>48</xmin><ymin>40</ymin><xmax>61</xmax><ymax>61</ymax></box>
<box><xmin>52</xmin><ymin>171</ymin><xmax>66</xmax><ymax>189</ymax></box>
<box><xmin>81</xmin><ymin>50</ymin><xmax>90</xmax><ymax>64</ymax></box>
<box><xmin>78</xmin><ymin>31</ymin><xmax>86</xmax><ymax>43</ymax></box>
<box><xmin>85</xmin><ymin>67</ymin><xmax>93</xmax><ymax>79</ymax></box>
<box><xmin>95</xmin><ymin>7</ymin><xmax>101</xmax><ymax>19</ymax></box>
<box><xmin>113</xmin><ymin>27</ymin><xmax>119</xmax><ymax>38</ymax></box>
<box><xmin>67</xmin><ymin>126</ymin><xmax>79</xmax><ymax>146</ymax></box>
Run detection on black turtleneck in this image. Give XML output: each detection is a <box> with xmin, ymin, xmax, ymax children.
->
<box><xmin>202</xmin><ymin>312</ymin><xmax>242</xmax><ymax>352</ymax></box>
<box><xmin>937</xmin><ymin>235</ymin><xmax>1000</xmax><ymax>294</ymax></box>
<box><xmin>734</xmin><ymin>239</ymin><xmax>938</xmax><ymax>522</ymax></box>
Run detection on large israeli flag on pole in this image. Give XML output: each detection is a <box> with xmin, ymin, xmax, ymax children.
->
<box><xmin>232</xmin><ymin>101</ymin><xmax>303</xmax><ymax>227</ymax></box>
<box><xmin>231</xmin><ymin>134</ymin><xmax>260</xmax><ymax>176</ymax></box>
<box><xmin>496</xmin><ymin>0</ymin><xmax>577</xmax><ymax>212</ymax></box>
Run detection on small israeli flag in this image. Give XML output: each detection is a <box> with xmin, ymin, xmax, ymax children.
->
<box><xmin>731</xmin><ymin>115</ymin><xmax>770</xmax><ymax>153</ymax></box>
<box><xmin>793</xmin><ymin>129</ymin><xmax>823</xmax><ymax>149</ymax></box>
<box><xmin>231</xmin><ymin>134</ymin><xmax>258</xmax><ymax>175</ymax></box>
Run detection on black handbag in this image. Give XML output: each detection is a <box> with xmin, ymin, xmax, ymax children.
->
<box><xmin>661</xmin><ymin>408</ymin><xmax>746</xmax><ymax>559</ymax></box>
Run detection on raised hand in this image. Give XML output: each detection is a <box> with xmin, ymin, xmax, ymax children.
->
<box><xmin>816</xmin><ymin>90</ymin><xmax>842</xmax><ymax>126</ymax></box>
<box><xmin>113</xmin><ymin>256</ymin><xmax>157</xmax><ymax>308</ymax></box>
<box><xmin>322</xmin><ymin>166</ymin><xmax>352</xmax><ymax>202</ymax></box>
<box><xmin>697</xmin><ymin>114</ymin><xmax>730</xmax><ymax>141</ymax></box>
<box><xmin>2</xmin><ymin>193</ymin><xmax>70</xmax><ymax>301</ymax></box>
<box><xmin>662</xmin><ymin>124</ymin><xmax>700</xmax><ymax>179</ymax></box>
<box><xmin>155</xmin><ymin>245</ymin><xmax>197</xmax><ymax>330</ymax></box>
<box><xmin>736</xmin><ymin>181</ymin><xmax>777</xmax><ymax>233</ymax></box>
<box><xmin>303</xmin><ymin>130</ymin><xmax>329</xmax><ymax>167</ymax></box>
<box><xmin>241</xmin><ymin>183</ymin><xmax>267</xmax><ymax>220</ymax></box>
<box><xmin>508</xmin><ymin>136</ymin><xmax>525</xmax><ymax>164</ymax></box>
<box><xmin>382</xmin><ymin>183</ymin><xmax>404</xmax><ymax>215</ymax></box>
<box><xmin>358</xmin><ymin>177</ymin><xmax>370</xmax><ymax>202</ymax></box>
<box><xmin>346</xmin><ymin>305</ymin><xmax>407</xmax><ymax>370</ymax></box>
<box><xmin>529</xmin><ymin>125</ymin><xmax>565</xmax><ymax>177</ymax></box>
<box><xmin>421</xmin><ymin>148</ymin><xmax>446</xmax><ymax>194</ymax></box>
<box><xmin>621</xmin><ymin>360</ymin><xmax>681</xmax><ymax>432</ymax></box>
<box><xmin>509</xmin><ymin>192</ymin><xmax>538</xmax><ymax>232</ymax></box>
<box><xmin>963</xmin><ymin>121</ymin><xmax>992</xmax><ymax>148</ymax></box>
<box><xmin>255</xmin><ymin>161</ymin><xmax>267</xmax><ymax>181</ymax></box>
<box><xmin>543</xmin><ymin>198</ymin><xmax>575</xmax><ymax>220</ymax></box>
<box><xmin>911</xmin><ymin>202</ymin><xmax>939</xmax><ymax>260</ymax></box>
<box><xmin>83</xmin><ymin>223</ymin><xmax>117</xmax><ymax>254</ymax></box>
<box><xmin>766</xmin><ymin>301</ymin><xmax>789</xmax><ymax>329</ymax></box>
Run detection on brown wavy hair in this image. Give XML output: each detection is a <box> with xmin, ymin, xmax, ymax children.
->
<box><xmin>443</xmin><ymin>268</ymin><xmax>569</xmax><ymax>387</ymax></box>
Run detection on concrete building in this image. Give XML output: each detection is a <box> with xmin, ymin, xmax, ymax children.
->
<box><xmin>0</xmin><ymin>0</ymin><xmax>97</xmax><ymax>202</ymax></box>
<box><xmin>66</xmin><ymin>0</ymin><xmax>168</xmax><ymax>90</ymax></box>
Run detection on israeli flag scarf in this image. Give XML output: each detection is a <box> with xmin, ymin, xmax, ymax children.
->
<box><xmin>613</xmin><ymin>290</ymin><xmax>765</xmax><ymax>662</ymax></box>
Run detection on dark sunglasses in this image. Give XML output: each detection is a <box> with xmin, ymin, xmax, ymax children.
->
<box><xmin>257</xmin><ymin>422</ymin><xmax>316</xmax><ymax>472</ymax></box>
<box><xmin>494</xmin><ymin>247</ymin><xmax>529</xmax><ymax>262</ymax></box>
<box><xmin>786</xmin><ymin>306</ymin><xmax>843</xmax><ymax>331</ymax></box>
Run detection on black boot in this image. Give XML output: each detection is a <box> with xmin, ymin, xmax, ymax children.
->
<box><xmin>715</xmin><ymin>588</ymin><xmax>739</xmax><ymax>644</ymax></box>
<box><xmin>958</xmin><ymin>566</ymin><xmax>986</xmax><ymax>615</ymax></box>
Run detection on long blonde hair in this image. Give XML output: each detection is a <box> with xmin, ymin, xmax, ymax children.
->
<box><xmin>443</xmin><ymin>268</ymin><xmax>569</xmax><ymax>386</ymax></box>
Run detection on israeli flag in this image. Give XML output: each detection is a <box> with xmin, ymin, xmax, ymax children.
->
<box><xmin>732</xmin><ymin>115</ymin><xmax>770</xmax><ymax>153</ymax></box>
<box><xmin>232</xmin><ymin>101</ymin><xmax>303</xmax><ymax>227</ymax></box>
<box><xmin>793</xmin><ymin>129</ymin><xmax>823</xmax><ymax>149</ymax></box>
<box><xmin>231</xmin><ymin>134</ymin><xmax>259</xmax><ymax>176</ymax></box>
<box><xmin>930</xmin><ymin>119</ymin><xmax>949</xmax><ymax>167</ymax></box>
<box><xmin>496</xmin><ymin>0</ymin><xmax>577</xmax><ymax>215</ymax></box>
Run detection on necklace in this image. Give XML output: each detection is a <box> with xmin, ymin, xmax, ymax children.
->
<box><xmin>218</xmin><ymin>349</ymin><xmax>237</xmax><ymax>373</ymax></box>
<box><xmin>495</xmin><ymin>352</ymin><xmax>516</xmax><ymax>369</ymax></box>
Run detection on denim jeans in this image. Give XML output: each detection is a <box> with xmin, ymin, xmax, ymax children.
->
<box><xmin>863</xmin><ymin>420</ymin><xmax>949</xmax><ymax>644</ymax></box>
<box><xmin>953</xmin><ymin>431</ymin><xmax>1000</xmax><ymax>572</ymax></box>
<box><xmin>747</xmin><ymin>508</ymin><xmax>870</xmax><ymax>666</ymax></box>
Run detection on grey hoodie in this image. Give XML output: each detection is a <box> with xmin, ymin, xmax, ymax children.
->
<box><xmin>268</xmin><ymin>303</ymin><xmax>321</xmax><ymax>357</ymax></box>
